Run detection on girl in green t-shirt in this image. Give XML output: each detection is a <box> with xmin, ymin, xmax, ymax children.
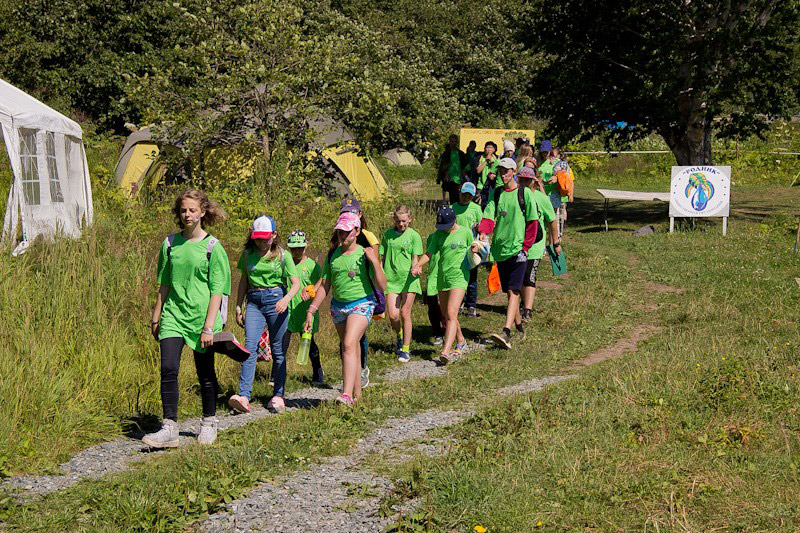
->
<box><xmin>228</xmin><ymin>216</ymin><xmax>301</xmax><ymax>416</ymax></box>
<box><xmin>284</xmin><ymin>230</ymin><xmax>324</xmax><ymax>386</ymax></box>
<box><xmin>306</xmin><ymin>212</ymin><xmax>386</xmax><ymax>406</ymax></box>
<box><xmin>412</xmin><ymin>206</ymin><xmax>478</xmax><ymax>365</ymax></box>
<box><xmin>379</xmin><ymin>205</ymin><xmax>423</xmax><ymax>364</ymax></box>
<box><xmin>144</xmin><ymin>189</ymin><xmax>231</xmax><ymax>449</ymax></box>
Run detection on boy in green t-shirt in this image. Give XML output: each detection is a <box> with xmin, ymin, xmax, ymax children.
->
<box><xmin>479</xmin><ymin>158</ymin><xmax>561</xmax><ymax>349</ymax></box>
<box><xmin>450</xmin><ymin>181</ymin><xmax>483</xmax><ymax>317</ymax></box>
<box><xmin>412</xmin><ymin>206</ymin><xmax>477</xmax><ymax>365</ymax></box>
<box><xmin>284</xmin><ymin>230</ymin><xmax>324</xmax><ymax>386</ymax></box>
<box><xmin>380</xmin><ymin>205</ymin><xmax>424</xmax><ymax>363</ymax></box>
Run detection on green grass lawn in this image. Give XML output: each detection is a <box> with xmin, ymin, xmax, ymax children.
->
<box><xmin>1</xmin><ymin>152</ymin><xmax>800</xmax><ymax>530</ymax></box>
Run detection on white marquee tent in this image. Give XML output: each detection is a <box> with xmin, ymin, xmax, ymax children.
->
<box><xmin>0</xmin><ymin>78</ymin><xmax>93</xmax><ymax>253</ymax></box>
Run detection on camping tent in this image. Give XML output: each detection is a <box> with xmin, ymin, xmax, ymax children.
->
<box><xmin>383</xmin><ymin>148</ymin><xmax>420</xmax><ymax>166</ymax></box>
<box><xmin>0</xmin><ymin>78</ymin><xmax>93</xmax><ymax>252</ymax></box>
<box><xmin>115</xmin><ymin>120</ymin><xmax>388</xmax><ymax>201</ymax></box>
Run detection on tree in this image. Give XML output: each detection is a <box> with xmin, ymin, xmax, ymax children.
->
<box><xmin>527</xmin><ymin>0</ymin><xmax>800</xmax><ymax>165</ymax></box>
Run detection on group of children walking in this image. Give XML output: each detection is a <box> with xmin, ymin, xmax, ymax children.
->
<box><xmin>143</xmin><ymin>137</ymin><xmax>572</xmax><ymax>449</ymax></box>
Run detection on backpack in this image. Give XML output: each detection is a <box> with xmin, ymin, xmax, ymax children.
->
<box><xmin>555</xmin><ymin>162</ymin><xmax>574</xmax><ymax>197</ymax></box>
<box><xmin>165</xmin><ymin>234</ymin><xmax>229</xmax><ymax>327</ymax></box>
<box><xmin>492</xmin><ymin>186</ymin><xmax>543</xmax><ymax>244</ymax></box>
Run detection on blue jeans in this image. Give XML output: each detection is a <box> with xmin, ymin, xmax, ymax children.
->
<box><xmin>465</xmin><ymin>267</ymin><xmax>478</xmax><ymax>308</ymax></box>
<box><xmin>242</xmin><ymin>287</ymin><xmax>288</xmax><ymax>399</ymax></box>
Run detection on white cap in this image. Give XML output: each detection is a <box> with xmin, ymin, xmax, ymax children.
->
<box><xmin>503</xmin><ymin>140</ymin><xmax>515</xmax><ymax>153</ymax></box>
<box><xmin>497</xmin><ymin>157</ymin><xmax>517</xmax><ymax>170</ymax></box>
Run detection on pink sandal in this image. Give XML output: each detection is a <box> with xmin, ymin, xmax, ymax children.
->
<box><xmin>335</xmin><ymin>393</ymin><xmax>354</xmax><ymax>406</ymax></box>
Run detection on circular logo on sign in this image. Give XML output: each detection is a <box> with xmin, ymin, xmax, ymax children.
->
<box><xmin>671</xmin><ymin>167</ymin><xmax>729</xmax><ymax>217</ymax></box>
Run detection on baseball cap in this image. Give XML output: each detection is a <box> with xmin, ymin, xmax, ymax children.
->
<box><xmin>460</xmin><ymin>182</ymin><xmax>477</xmax><ymax>196</ymax></box>
<box><xmin>518</xmin><ymin>167</ymin><xmax>537</xmax><ymax>180</ymax></box>
<box><xmin>539</xmin><ymin>140</ymin><xmax>553</xmax><ymax>152</ymax></box>
<box><xmin>287</xmin><ymin>230</ymin><xmax>307</xmax><ymax>248</ymax></box>
<box><xmin>497</xmin><ymin>157</ymin><xmax>517</xmax><ymax>170</ymax></box>
<box><xmin>334</xmin><ymin>212</ymin><xmax>361</xmax><ymax>232</ymax></box>
<box><xmin>251</xmin><ymin>216</ymin><xmax>276</xmax><ymax>240</ymax></box>
<box><xmin>340</xmin><ymin>197</ymin><xmax>362</xmax><ymax>213</ymax></box>
<box><xmin>435</xmin><ymin>206</ymin><xmax>456</xmax><ymax>231</ymax></box>
<box><xmin>503</xmin><ymin>140</ymin><xmax>515</xmax><ymax>153</ymax></box>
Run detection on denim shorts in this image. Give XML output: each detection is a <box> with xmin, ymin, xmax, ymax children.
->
<box><xmin>330</xmin><ymin>296</ymin><xmax>376</xmax><ymax>325</ymax></box>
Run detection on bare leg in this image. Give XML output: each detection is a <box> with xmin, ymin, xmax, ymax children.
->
<box><xmin>399</xmin><ymin>292</ymin><xmax>416</xmax><ymax>347</ymax></box>
<box><xmin>440</xmin><ymin>289</ymin><xmax>466</xmax><ymax>355</ymax></box>
<box><xmin>505</xmin><ymin>289</ymin><xmax>522</xmax><ymax>330</ymax></box>
<box><xmin>340</xmin><ymin>315</ymin><xmax>369</xmax><ymax>400</ymax></box>
<box><xmin>386</xmin><ymin>293</ymin><xmax>401</xmax><ymax>335</ymax></box>
<box><xmin>523</xmin><ymin>286</ymin><xmax>537</xmax><ymax>310</ymax></box>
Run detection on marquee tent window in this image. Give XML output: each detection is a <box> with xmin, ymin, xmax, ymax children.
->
<box><xmin>0</xmin><ymin>78</ymin><xmax>93</xmax><ymax>255</ymax></box>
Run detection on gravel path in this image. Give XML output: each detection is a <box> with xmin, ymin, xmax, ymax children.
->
<box><xmin>200</xmin><ymin>375</ymin><xmax>571</xmax><ymax>532</ymax></box>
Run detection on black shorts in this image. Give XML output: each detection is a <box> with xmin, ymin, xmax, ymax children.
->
<box><xmin>523</xmin><ymin>258</ymin><xmax>540</xmax><ymax>288</ymax></box>
<box><xmin>496</xmin><ymin>253</ymin><xmax>527</xmax><ymax>293</ymax></box>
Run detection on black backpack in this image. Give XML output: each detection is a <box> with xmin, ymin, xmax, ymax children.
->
<box><xmin>492</xmin><ymin>186</ymin><xmax>543</xmax><ymax>244</ymax></box>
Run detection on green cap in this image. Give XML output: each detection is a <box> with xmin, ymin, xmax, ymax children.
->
<box><xmin>287</xmin><ymin>230</ymin><xmax>307</xmax><ymax>248</ymax></box>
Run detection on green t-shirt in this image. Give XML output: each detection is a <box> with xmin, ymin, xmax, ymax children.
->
<box><xmin>237</xmin><ymin>248</ymin><xmax>298</xmax><ymax>289</ymax></box>
<box><xmin>477</xmin><ymin>155</ymin><xmax>500</xmax><ymax>190</ymax></box>
<box><xmin>287</xmin><ymin>257</ymin><xmax>321</xmax><ymax>334</ymax></box>
<box><xmin>425</xmin><ymin>225</ymin><xmax>473</xmax><ymax>292</ymax></box>
<box><xmin>482</xmin><ymin>186</ymin><xmax>537</xmax><ymax>262</ymax></box>
<box><xmin>448</xmin><ymin>150</ymin><xmax>462</xmax><ymax>184</ymax></box>
<box><xmin>538</xmin><ymin>158</ymin><xmax>559</xmax><ymax>197</ymax></box>
<box><xmin>380</xmin><ymin>228</ymin><xmax>423</xmax><ymax>295</ymax></box>
<box><xmin>451</xmin><ymin>201</ymin><xmax>482</xmax><ymax>231</ymax></box>
<box><xmin>157</xmin><ymin>234</ymin><xmax>231</xmax><ymax>353</ymax></box>
<box><xmin>528</xmin><ymin>188</ymin><xmax>556</xmax><ymax>260</ymax></box>
<box><xmin>322</xmin><ymin>245</ymin><xmax>373</xmax><ymax>303</ymax></box>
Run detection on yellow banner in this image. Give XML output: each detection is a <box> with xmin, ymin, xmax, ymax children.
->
<box><xmin>458</xmin><ymin>128</ymin><xmax>536</xmax><ymax>153</ymax></box>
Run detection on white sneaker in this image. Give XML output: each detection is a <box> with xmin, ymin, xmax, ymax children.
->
<box><xmin>142</xmin><ymin>419</ymin><xmax>179</xmax><ymax>448</ymax></box>
<box><xmin>197</xmin><ymin>416</ymin><xmax>218</xmax><ymax>445</ymax></box>
<box><xmin>361</xmin><ymin>367</ymin><xmax>371</xmax><ymax>388</ymax></box>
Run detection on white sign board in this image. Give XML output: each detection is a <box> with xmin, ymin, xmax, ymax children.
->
<box><xmin>669</xmin><ymin>166</ymin><xmax>731</xmax><ymax>235</ymax></box>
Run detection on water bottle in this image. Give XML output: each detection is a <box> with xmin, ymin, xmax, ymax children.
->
<box><xmin>296</xmin><ymin>332</ymin><xmax>311</xmax><ymax>366</ymax></box>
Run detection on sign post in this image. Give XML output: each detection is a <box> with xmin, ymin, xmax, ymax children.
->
<box><xmin>669</xmin><ymin>166</ymin><xmax>731</xmax><ymax>235</ymax></box>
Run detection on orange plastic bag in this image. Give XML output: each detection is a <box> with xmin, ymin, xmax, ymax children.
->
<box><xmin>488</xmin><ymin>263</ymin><xmax>501</xmax><ymax>295</ymax></box>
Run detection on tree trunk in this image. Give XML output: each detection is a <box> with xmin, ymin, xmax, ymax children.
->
<box><xmin>261</xmin><ymin>133</ymin><xmax>271</xmax><ymax>161</ymax></box>
<box><xmin>662</xmin><ymin>93</ymin><xmax>714</xmax><ymax>166</ymax></box>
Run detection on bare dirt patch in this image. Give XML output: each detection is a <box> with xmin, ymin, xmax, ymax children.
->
<box><xmin>642</xmin><ymin>282</ymin><xmax>685</xmax><ymax>294</ymax></box>
<box><xmin>561</xmin><ymin>324</ymin><xmax>661</xmax><ymax>371</ymax></box>
<box><xmin>537</xmin><ymin>281</ymin><xmax>564</xmax><ymax>290</ymax></box>
<box><xmin>401</xmin><ymin>179</ymin><xmax>427</xmax><ymax>196</ymax></box>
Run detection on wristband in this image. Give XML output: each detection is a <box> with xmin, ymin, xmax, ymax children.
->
<box><xmin>308</xmin><ymin>304</ymin><xmax>318</xmax><ymax>313</ymax></box>
<box><xmin>202</xmin><ymin>327</ymin><xmax>214</xmax><ymax>335</ymax></box>
<box><xmin>151</xmin><ymin>320</ymin><xmax>159</xmax><ymax>325</ymax></box>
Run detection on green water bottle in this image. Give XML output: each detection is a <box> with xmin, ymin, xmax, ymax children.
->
<box><xmin>297</xmin><ymin>332</ymin><xmax>312</xmax><ymax>366</ymax></box>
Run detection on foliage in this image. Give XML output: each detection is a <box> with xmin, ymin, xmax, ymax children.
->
<box><xmin>526</xmin><ymin>0</ymin><xmax>800</xmax><ymax>165</ymax></box>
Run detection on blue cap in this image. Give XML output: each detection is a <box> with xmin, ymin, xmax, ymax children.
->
<box><xmin>539</xmin><ymin>140</ymin><xmax>553</xmax><ymax>152</ymax></box>
<box><xmin>460</xmin><ymin>182</ymin><xmax>477</xmax><ymax>195</ymax></box>
<box><xmin>435</xmin><ymin>206</ymin><xmax>456</xmax><ymax>231</ymax></box>
<box><xmin>340</xmin><ymin>197</ymin><xmax>362</xmax><ymax>213</ymax></box>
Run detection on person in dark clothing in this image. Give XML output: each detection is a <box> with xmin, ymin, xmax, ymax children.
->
<box><xmin>437</xmin><ymin>134</ymin><xmax>467</xmax><ymax>204</ymax></box>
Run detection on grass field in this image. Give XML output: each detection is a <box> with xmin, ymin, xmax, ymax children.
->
<box><xmin>1</xmin><ymin>141</ymin><xmax>800</xmax><ymax>529</ymax></box>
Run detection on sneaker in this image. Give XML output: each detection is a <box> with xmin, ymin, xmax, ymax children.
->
<box><xmin>439</xmin><ymin>352</ymin><xmax>453</xmax><ymax>365</ymax></box>
<box><xmin>197</xmin><ymin>416</ymin><xmax>218</xmax><ymax>445</ymax></box>
<box><xmin>394</xmin><ymin>336</ymin><xmax>403</xmax><ymax>355</ymax></box>
<box><xmin>454</xmin><ymin>341</ymin><xmax>467</xmax><ymax>355</ymax></box>
<box><xmin>142</xmin><ymin>419</ymin><xmax>179</xmax><ymax>448</ymax></box>
<box><xmin>466</xmin><ymin>307</ymin><xmax>480</xmax><ymax>318</ymax></box>
<box><xmin>228</xmin><ymin>395</ymin><xmax>251</xmax><ymax>414</ymax></box>
<box><xmin>515</xmin><ymin>326</ymin><xmax>526</xmax><ymax>341</ymax></box>
<box><xmin>361</xmin><ymin>367</ymin><xmax>371</xmax><ymax>389</ymax></box>
<box><xmin>267</xmin><ymin>396</ymin><xmax>286</xmax><ymax>414</ymax></box>
<box><xmin>398</xmin><ymin>351</ymin><xmax>410</xmax><ymax>363</ymax></box>
<box><xmin>312</xmin><ymin>367</ymin><xmax>325</xmax><ymax>387</ymax></box>
<box><xmin>335</xmin><ymin>393</ymin><xmax>354</xmax><ymax>406</ymax></box>
<box><xmin>432</xmin><ymin>336</ymin><xmax>444</xmax><ymax>346</ymax></box>
<box><xmin>521</xmin><ymin>309</ymin><xmax>532</xmax><ymax>322</ymax></box>
<box><xmin>489</xmin><ymin>329</ymin><xmax>512</xmax><ymax>350</ymax></box>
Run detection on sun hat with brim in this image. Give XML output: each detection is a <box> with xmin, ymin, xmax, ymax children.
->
<box><xmin>539</xmin><ymin>140</ymin><xmax>553</xmax><ymax>152</ymax></box>
<box><xmin>211</xmin><ymin>331</ymin><xmax>250</xmax><ymax>363</ymax></box>
<box><xmin>518</xmin><ymin>167</ymin><xmax>537</xmax><ymax>180</ymax></box>
<box><xmin>503</xmin><ymin>140</ymin><xmax>515</xmax><ymax>153</ymax></box>
<box><xmin>460</xmin><ymin>182</ymin><xmax>477</xmax><ymax>195</ymax></box>
<box><xmin>497</xmin><ymin>157</ymin><xmax>517</xmax><ymax>170</ymax></box>
<box><xmin>340</xmin><ymin>197</ymin><xmax>362</xmax><ymax>214</ymax></box>
<box><xmin>334</xmin><ymin>212</ymin><xmax>361</xmax><ymax>232</ymax></box>
<box><xmin>435</xmin><ymin>206</ymin><xmax>456</xmax><ymax>231</ymax></box>
<box><xmin>287</xmin><ymin>230</ymin><xmax>307</xmax><ymax>248</ymax></box>
<box><xmin>251</xmin><ymin>216</ymin><xmax>276</xmax><ymax>240</ymax></box>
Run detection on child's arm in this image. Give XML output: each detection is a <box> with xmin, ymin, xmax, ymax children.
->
<box><xmin>151</xmin><ymin>285</ymin><xmax>171</xmax><ymax>339</ymax></box>
<box><xmin>411</xmin><ymin>253</ymin><xmax>431</xmax><ymax>277</ymax></box>
<box><xmin>305</xmin><ymin>278</ymin><xmax>331</xmax><ymax>332</ymax></box>
<box><xmin>364</xmin><ymin>246</ymin><xmax>387</xmax><ymax>292</ymax></box>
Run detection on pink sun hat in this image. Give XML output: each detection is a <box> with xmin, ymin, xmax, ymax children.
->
<box><xmin>334</xmin><ymin>212</ymin><xmax>361</xmax><ymax>232</ymax></box>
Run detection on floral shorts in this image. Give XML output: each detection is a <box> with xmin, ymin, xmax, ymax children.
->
<box><xmin>330</xmin><ymin>296</ymin><xmax>375</xmax><ymax>325</ymax></box>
